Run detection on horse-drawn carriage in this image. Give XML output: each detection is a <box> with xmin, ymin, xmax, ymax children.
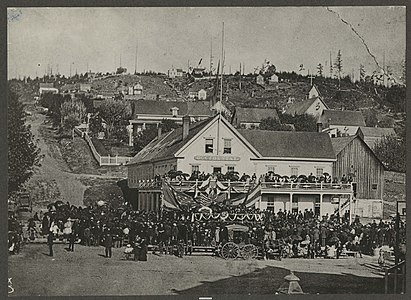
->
<box><xmin>217</xmin><ymin>224</ymin><xmax>260</xmax><ymax>260</ymax></box>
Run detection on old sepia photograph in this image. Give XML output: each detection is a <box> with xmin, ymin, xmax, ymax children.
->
<box><xmin>7</xmin><ymin>5</ymin><xmax>406</xmax><ymax>297</ymax></box>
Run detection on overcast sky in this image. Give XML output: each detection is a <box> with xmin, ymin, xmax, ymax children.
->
<box><xmin>7</xmin><ymin>6</ymin><xmax>406</xmax><ymax>80</ymax></box>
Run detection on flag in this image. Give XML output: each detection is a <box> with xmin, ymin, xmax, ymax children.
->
<box><xmin>162</xmin><ymin>181</ymin><xmax>197</xmax><ymax>211</ymax></box>
<box><xmin>194</xmin><ymin>192</ymin><xmax>212</xmax><ymax>207</ymax></box>
<box><xmin>198</xmin><ymin>58</ymin><xmax>203</xmax><ymax>66</ymax></box>
<box><xmin>230</xmin><ymin>183</ymin><xmax>261</xmax><ymax>207</ymax></box>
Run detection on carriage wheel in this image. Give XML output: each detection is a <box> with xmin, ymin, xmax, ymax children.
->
<box><xmin>221</xmin><ymin>242</ymin><xmax>240</xmax><ymax>259</ymax></box>
<box><xmin>241</xmin><ymin>244</ymin><xmax>258</xmax><ymax>260</ymax></box>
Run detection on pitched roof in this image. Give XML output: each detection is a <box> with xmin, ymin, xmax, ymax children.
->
<box><xmin>330</xmin><ymin>136</ymin><xmax>356</xmax><ymax>155</ymax></box>
<box><xmin>128</xmin><ymin>117</ymin><xmax>215</xmax><ymax>165</ymax></box>
<box><xmin>330</xmin><ymin>135</ymin><xmax>386</xmax><ymax>168</ymax></box>
<box><xmin>235</xmin><ymin>107</ymin><xmax>279</xmax><ymax>123</ymax></box>
<box><xmin>131</xmin><ymin>100</ymin><xmax>212</xmax><ymax>118</ymax></box>
<box><xmin>238</xmin><ymin>130</ymin><xmax>336</xmax><ymax>159</ymax></box>
<box><xmin>357</xmin><ymin>126</ymin><xmax>396</xmax><ymax>138</ymax></box>
<box><xmin>285</xmin><ymin>97</ymin><xmax>323</xmax><ymax>116</ymax></box>
<box><xmin>320</xmin><ymin>110</ymin><xmax>366</xmax><ymax>127</ymax></box>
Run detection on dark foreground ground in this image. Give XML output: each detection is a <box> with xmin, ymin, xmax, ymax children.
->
<box><xmin>8</xmin><ymin>243</ymin><xmax>386</xmax><ymax>297</ymax></box>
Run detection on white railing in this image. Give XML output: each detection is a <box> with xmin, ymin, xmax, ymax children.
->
<box><xmin>136</xmin><ymin>179</ymin><xmax>353</xmax><ymax>193</ymax></box>
<box><xmin>82</xmin><ymin>131</ymin><xmax>132</xmax><ymax>166</ymax></box>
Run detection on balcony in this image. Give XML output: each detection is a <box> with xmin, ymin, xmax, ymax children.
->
<box><xmin>136</xmin><ymin>179</ymin><xmax>353</xmax><ymax>195</ymax></box>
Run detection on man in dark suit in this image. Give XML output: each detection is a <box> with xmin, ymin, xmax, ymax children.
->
<box><xmin>47</xmin><ymin>232</ymin><xmax>54</xmax><ymax>257</ymax></box>
<box><xmin>104</xmin><ymin>230</ymin><xmax>113</xmax><ymax>258</ymax></box>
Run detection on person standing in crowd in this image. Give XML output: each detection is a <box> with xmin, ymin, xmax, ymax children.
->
<box><xmin>104</xmin><ymin>230</ymin><xmax>113</xmax><ymax>258</ymax></box>
<box><xmin>47</xmin><ymin>231</ymin><xmax>54</xmax><ymax>257</ymax></box>
<box><xmin>68</xmin><ymin>223</ymin><xmax>76</xmax><ymax>252</ymax></box>
<box><xmin>139</xmin><ymin>237</ymin><xmax>148</xmax><ymax>261</ymax></box>
<box><xmin>134</xmin><ymin>235</ymin><xmax>141</xmax><ymax>261</ymax></box>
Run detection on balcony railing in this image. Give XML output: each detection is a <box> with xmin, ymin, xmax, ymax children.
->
<box><xmin>135</xmin><ymin>179</ymin><xmax>353</xmax><ymax>194</ymax></box>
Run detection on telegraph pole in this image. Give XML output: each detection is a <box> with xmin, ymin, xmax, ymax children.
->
<box><xmin>220</xmin><ymin>22</ymin><xmax>224</xmax><ymax>102</ymax></box>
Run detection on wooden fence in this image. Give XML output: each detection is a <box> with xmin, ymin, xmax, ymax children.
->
<box><xmin>75</xmin><ymin>127</ymin><xmax>132</xmax><ymax>166</ymax></box>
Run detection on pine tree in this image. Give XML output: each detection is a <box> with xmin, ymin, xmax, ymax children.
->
<box><xmin>8</xmin><ymin>88</ymin><xmax>41</xmax><ymax>195</ymax></box>
<box><xmin>317</xmin><ymin>63</ymin><xmax>323</xmax><ymax>77</ymax></box>
<box><xmin>334</xmin><ymin>50</ymin><xmax>343</xmax><ymax>88</ymax></box>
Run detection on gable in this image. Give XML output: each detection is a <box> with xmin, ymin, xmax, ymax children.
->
<box><xmin>177</xmin><ymin>116</ymin><xmax>260</xmax><ymax>160</ymax></box>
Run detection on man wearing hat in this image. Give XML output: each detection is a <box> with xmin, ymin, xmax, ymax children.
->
<box><xmin>104</xmin><ymin>229</ymin><xmax>113</xmax><ymax>258</ymax></box>
<box><xmin>47</xmin><ymin>231</ymin><xmax>54</xmax><ymax>257</ymax></box>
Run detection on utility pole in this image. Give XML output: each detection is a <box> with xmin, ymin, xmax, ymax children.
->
<box><xmin>209</xmin><ymin>38</ymin><xmax>213</xmax><ymax>75</ymax></box>
<box><xmin>134</xmin><ymin>39</ymin><xmax>138</xmax><ymax>74</ymax></box>
<box><xmin>220</xmin><ymin>22</ymin><xmax>224</xmax><ymax>103</ymax></box>
<box><xmin>329</xmin><ymin>51</ymin><xmax>333</xmax><ymax>78</ymax></box>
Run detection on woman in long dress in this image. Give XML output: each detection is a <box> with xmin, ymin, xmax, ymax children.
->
<box><xmin>139</xmin><ymin>237</ymin><xmax>148</xmax><ymax>261</ymax></box>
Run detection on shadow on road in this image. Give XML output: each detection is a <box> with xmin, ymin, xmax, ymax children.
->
<box><xmin>174</xmin><ymin>265</ymin><xmax>384</xmax><ymax>294</ymax></box>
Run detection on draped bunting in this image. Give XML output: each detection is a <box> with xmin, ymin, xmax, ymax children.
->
<box><xmin>192</xmin><ymin>212</ymin><xmax>264</xmax><ymax>222</ymax></box>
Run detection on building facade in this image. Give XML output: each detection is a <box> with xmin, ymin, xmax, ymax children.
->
<box><xmin>320</xmin><ymin>110</ymin><xmax>366</xmax><ymax>137</ymax></box>
<box><xmin>128</xmin><ymin>114</ymin><xmax>353</xmax><ymax>217</ymax></box>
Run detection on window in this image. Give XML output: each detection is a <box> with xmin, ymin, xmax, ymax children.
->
<box><xmin>316</xmin><ymin>168</ymin><xmax>324</xmax><ymax>177</ymax></box>
<box><xmin>267</xmin><ymin>196</ymin><xmax>275</xmax><ymax>211</ymax></box>
<box><xmin>227</xmin><ymin>166</ymin><xmax>235</xmax><ymax>173</ymax></box>
<box><xmin>191</xmin><ymin>165</ymin><xmax>199</xmax><ymax>173</ymax></box>
<box><xmin>267</xmin><ymin>166</ymin><xmax>275</xmax><ymax>173</ymax></box>
<box><xmin>213</xmin><ymin>167</ymin><xmax>222</xmax><ymax>174</ymax></box>
<box><xmin>292</xmin><ymin>195</ymin><xmax>299</xmax><ymax>213</ymax></box>
<box><xmin>291</xmin><ymin>167</ymin><xmax>299</xmax><ymax>177</ymax></box>
<box><xmin>205</xmin><ymin>138</ymin><xmax>214</xmax><ymax>153</ymax></box>
<box><xmin>223</xmin><ymin>139</ymin><xmax>232</xmax><ymax>154</ymax></box>
<box><xmin>171</xmin><ymin>107</ymin><xmax>179</xmax><ymax>117</ymax></box>
<box><xmin>372</xmin><ymin>183</ymin><xmax>378</xmax><ymax>190</ymax></box>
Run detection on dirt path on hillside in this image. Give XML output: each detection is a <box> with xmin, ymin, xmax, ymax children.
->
<box><xmin>28</xmin><ymin>112</ymin><xmax>87</xmax><ymax>207</ymax></box>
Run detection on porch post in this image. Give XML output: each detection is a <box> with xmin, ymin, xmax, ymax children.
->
<box><xmin>319</xmin><ymin>194</ymin><xmax>323</xmax><ymax>220</ymax></box>
<box><xmin>289</xmin><ymin>193</ymin><xmax>293</xmax><ymax>212</ymax></box>
<box><xmin>349</xmin><ymin>194</ymin><xmax>352</xmax><ymax>224</ymax></box>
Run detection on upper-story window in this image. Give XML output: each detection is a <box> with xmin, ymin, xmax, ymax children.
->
<box><xmin>291</xmin><ymin>167</ymin><xmax>299</xmax><ymax>177</ymax></box>
<box><xmin>316</xmin><ymin>168</ymin><xmax>324</xmax><ymax>177</ymax></box>
<box><xmin>267</xmin><ymin>166</ymin><xmax>275</xmax><ymax>173</ymax></box>
<box><xmin>205</xmin><ymin>138</ymin><xmax>214</xmax><ymax>153</ymax></box>
<box><xmin>223</xmin><ymin>139</ymin><xmax>232</xmax><ymax>154</ymax></box>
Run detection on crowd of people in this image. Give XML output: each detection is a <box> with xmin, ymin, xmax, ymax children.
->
<box><xmin>9</xmin><ymin>197</ymin><xmax>406</xmax><ymax>261</ymax></box>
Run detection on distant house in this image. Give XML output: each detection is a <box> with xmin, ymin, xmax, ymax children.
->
<box><xmin>127</xmin><ymin>99</ymin><xmax>214</xmax><ymax>145</ymax></box>
<box><xmin>231</xmin><ymin>107</ymin><xmax>279</xmax><ymax>129</ymax></box>
<box><xmin>256</xmin><ymin>74</ymin><xmax>264</xmax><ymax>85</ymax></box>
<box><xmin>191</xmin><ymin>68</ymin><xmax>205</xmax><ymax>78</ymax></box>
<box><xmin>268</xmin><ymin>74</ymin><xmax>279</xmax><ymax>84</ymax></box>
<box><xmin>331</xmin><ymin>135</ymin><xmax>385</xmax><ymax>219</ymax></box>
<box><xmin>198</xmin><ymin>89</ymin><xmax>207</xmax><ymax>100</ymax></box>
<box><xmin>127</xmin><ymin>83</ymin><xmax>143</xmax><ymax>95</ymax></box>
<box><xmin>39</xmin><ymin>82</ymin><xmax>59</xmax><ymax>94</ymax></box>
<box><xmin>210</xmin><ymin>100</ymin><xmax>231</xmax><ymax>117</ymax></box>
<box><xmin>319</xmin><ymin>110</ymin><xmax>366</xmax><ymax>137</ymax></box>
<box><xmin>188</xmin><ymin>88</ymin><xmax>208</xmax><ymax>100</ymax></box>
<box><xmin>285</xmin><ymin>96</ymin><xmax>329</xmax><ymax>119</ymax></box>
<box><xmin>356</xmin><ymin>126</ymin><xmax>396</xmax><ymax>150</ymax></box>
<box><xmin>308</xmin><ymin>84</ymin><xmax>322</xmax><ymax>99</ymax></box>
<box><xmin>168</xmin><ymin>68</ymin><xmax>184</xmax><ymax>78</ymax></box>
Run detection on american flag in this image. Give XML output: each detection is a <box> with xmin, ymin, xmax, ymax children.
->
<box><xmin>162</xmin><ymin>181</ymin><xmax>197</xmax><ymax>211</ymax></box>
<box><xmin>230</xmin><ymin>183</ymin><xmax>261</xmax><ymax>207</ymax></box>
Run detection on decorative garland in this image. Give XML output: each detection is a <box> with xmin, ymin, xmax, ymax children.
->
<box><xmin>192</xmin><ymin>212</ymin><xmax>265</xmax><ymax>222</ymax></box>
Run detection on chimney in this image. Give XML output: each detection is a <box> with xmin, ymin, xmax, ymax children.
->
<box><xmin>316</xmin><ymin>122</ymin><xmax>323</xmax><ymax>133</ymax></box>
<box><xmin>157</xmin><ymin>126</ymin><xmax>162</xmax><ymax>138</ymax></box>
<box><xmin>182</xmin><ymin>115</ymin><xmax>190</xmax><ymax>139</ymax></box>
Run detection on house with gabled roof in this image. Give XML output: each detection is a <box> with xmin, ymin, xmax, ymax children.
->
<box><xmin>308</xmin><ymin>84</ymin><xmax>322</xmax><ymax>99</ymax></box>
<box><xmin>285</xmin><ymin>96</ymin><xmax>329</xmax><ymax>119</ymax></box>
<box><xmin>128</xmin><ymin>114</ymin><xmax>355</xmax><ymax>215</ymax></box>
<box><xmin>127</xmin><ymin>99</ymin><xmax>214</xmax><ymax>145</ymax></box>
<box><xmin>356</xmin><ymin>126</ymin><xmax>396</xmax><ymax>150</ymax></box>
<box><xmin>331</xmin><ymin>135</ymin><xmax>385</xmax><ymax>219</ymax></box>
<box><xmin>231</xmin><ymin>107</ymin><xmax>280</xmax><ymax>129</ymax></box>
<box><xmin>319</xmin><ymin>110</ymin><xmax>366</xmax><ymax>137</ymax></box>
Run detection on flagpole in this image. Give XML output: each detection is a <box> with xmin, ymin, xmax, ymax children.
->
<box><xmin>220</xmin><ymin>22</ymin><xmax>224</xmax><ymax>103</ymax></box>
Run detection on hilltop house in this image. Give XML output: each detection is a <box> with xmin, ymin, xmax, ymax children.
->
<box><xmin>285</xmin><ymin>97</ymin><xmax>329</xmax><ymax>120</ymax></box>
<box><xmin>356</xmin><ymin>126</ymin><xmax>397</xmax><ymax>150</ymax></box>
<box><xmin>319</xmin><ymin>110</ymin><xmax>366</xmax><ymax>137</ymax></box>
<box><xmin>128</xmin><ymin>83</ymin><xmax>143</xmax><ymax>95</ymax></box>
<box><xmin>127</xmin><ymin>99</ymin><xmax>214</xmax><ymax>145</ymax></box>
<box><xmin>256</xmin><ymin>74</ymin><xmax>265</xmax><ymax>85</ymax></box>
<box><xmin>231</xmin><ymin>107</ymin><xmax>280</xmax><ymax>129</ymax></box>
<box><xmin>268</xmin><ymin>74</ymin><xmax>279</xmax><ymax>84</ymax></box>
<box><xmin>188</xmin><ymin>88</ymin><xmax>208</xmax><ymax>100</ymax></box>
<box><xmin>39</xmin><ymin>82</ymin><xmax>59</xmax><ymax>94</ymax></box>
<box><xmin>168</xmin><ymin>68</ymin><xmax>184</xmax><ymax>78</ymax></box>
<box><xmin>331</xmin><ymin>135</ymin><xmax>385</xmax><ymax>218</ymax></box>
<box><xmin>127</xmin><ymin>114</ymin><xmax>355</xmax><ymax>216</ymax></box>
<box><xmin>191</xmin><ymin>68</ymin><xmax>206</xmax><ymax>78</ymax></box>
